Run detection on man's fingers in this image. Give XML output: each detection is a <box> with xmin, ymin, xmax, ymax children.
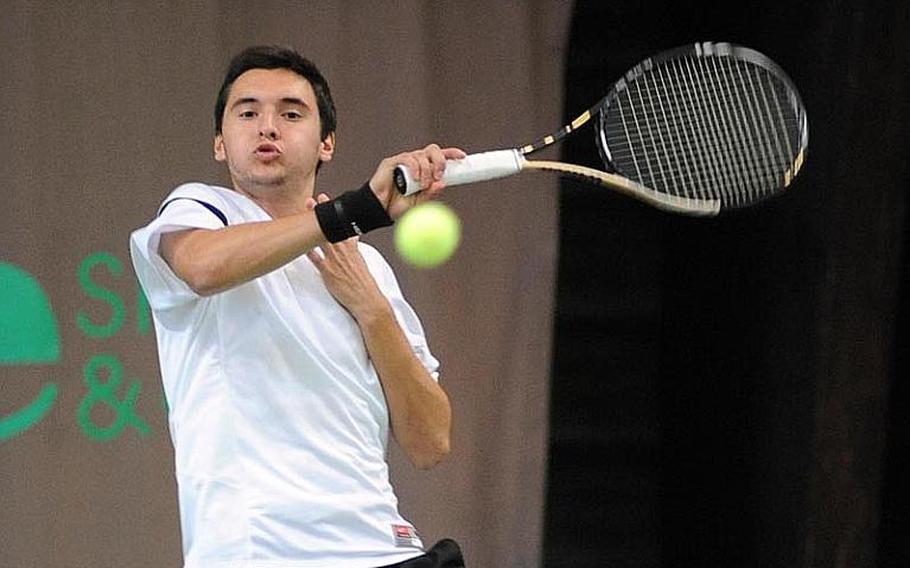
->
<box><xmin>397</xmin><ymin>146</ymin><xmax>455</xmax><ymax>190</ymax></box>
<box><xmin>415</xmin><ymin>152</ymin><xmax>434</xmax><ymax>189</ymax></box>
<box><xmin>424</xmin><ymin>146</ymin><xmax>462</xmax><ymax>195</ymax></box>
<box><xmin>396</xmin><ymin>155</ymin><xmax>419</xmax><ymax>186</ymax></box>
<box><xmin>426</xmin><ymin>146</ymin><xmax>465</xmax><ymax>188</ymax></box>
<box><xmin>424</xmin><ymin>143</ymin><xmax>446</xmax><ymax>182</ymax></box>
<box><xmin>376</xmin><ymin>145</ymin><xmax>468</xmax><ymax>219</ymax></box>
<box><xmin>442</xmin><ymin>147</ymin><xmax>467</xmax><ymax>160</ymax></box>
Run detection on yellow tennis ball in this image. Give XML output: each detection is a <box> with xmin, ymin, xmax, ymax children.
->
<box><xmin>394</xmin><ymin>202</ymin><xmax>462</xmax><ymax>268</ymax></box>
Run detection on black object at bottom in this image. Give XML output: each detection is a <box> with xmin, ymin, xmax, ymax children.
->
<box><xmin>376</xmin><ymin>539</ymin><xmax>465</xmax><ymax>568</ymax></box>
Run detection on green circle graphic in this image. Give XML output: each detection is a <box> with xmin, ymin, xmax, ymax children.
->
<box><xmin>0</xmin><ymin>262</ymin><xmax>61</xmax><ymax>440</ymax></box>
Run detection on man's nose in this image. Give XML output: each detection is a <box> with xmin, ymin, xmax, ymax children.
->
<box><xmin>259</xmin><ymin>114</ymin><xmax>279</xmax><ymax>140</ymax></box>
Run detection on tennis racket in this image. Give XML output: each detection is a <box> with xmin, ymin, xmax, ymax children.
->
<box><xmin>394</xmin><ymin>42</ymin><xmax>808</xmax><ymax>215</ymax></box>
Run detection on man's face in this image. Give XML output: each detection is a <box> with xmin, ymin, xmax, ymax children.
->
<box><xmin>214</xmin><ymin>68</ymin><xmax>334</xmax><ymax>194</ymax></box>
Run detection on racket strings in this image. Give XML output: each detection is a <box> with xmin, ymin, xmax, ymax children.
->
<box><xmin>630</xmin><ymin>61</ymin><xmax>785</xmax><ymax>197</ymax></box>
<box><xmin>633</xmin><ymin>59</ymin><xmax>794</xmax><ymax>200</ymax></box>
<box><xmin>603</xmin><ymin>54</ymin><xmax>802</xmax><ymax>206</ymax></box>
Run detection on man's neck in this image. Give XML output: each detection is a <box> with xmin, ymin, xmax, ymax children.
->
<box><xmin>232</xmin><ymin>179</ymin><xmax>315</xmax><ymax>219</ymax></box>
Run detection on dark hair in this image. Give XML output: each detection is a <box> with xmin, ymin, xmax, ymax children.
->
<box><xmin>214</xmin><ymin>45</ymin><xmax>336</xmax><ymax>140</ymax></box>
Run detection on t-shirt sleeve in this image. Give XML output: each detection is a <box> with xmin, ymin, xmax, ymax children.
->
<box><xmin>129</xmin><ymin>183</ymin><xmax>229</xmax><ymax>311</ymax></box>
<box><xmin>361</xmin><ymin>245</ymin><xmax>442</xmax><ymax>381</ymax></box>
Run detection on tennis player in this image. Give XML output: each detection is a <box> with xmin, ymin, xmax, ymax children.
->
<box><xmin>130</xmin><ymin>45</ymin><xmax>465</xmax><ymax>568</ymax></box>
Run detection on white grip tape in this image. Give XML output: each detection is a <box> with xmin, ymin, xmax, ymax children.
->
<box><xmin>396</xmin><ymin>149</ymin><xmax>524</xmax><ymax>196</ymax></box>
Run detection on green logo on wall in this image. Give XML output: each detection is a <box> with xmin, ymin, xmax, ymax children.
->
<box><xmin>0</xmin><ymin>262</ymin><xmax>61</xmax><ymax>440</ymax></box>
<box><xmin>2</xmin><ymin>254</ymin><xmax>156</xmax><ymax>442</ymax></box>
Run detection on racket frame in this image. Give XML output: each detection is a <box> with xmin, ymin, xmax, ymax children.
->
<box><xmin>394</xmin><ymin>42</ymin><xmax>808</xmax><ymax>216</ymax></box>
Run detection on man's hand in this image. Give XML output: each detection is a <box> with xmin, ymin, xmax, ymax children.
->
<box><xmin>304</xmin><ymin>193</ymin><xmax>452</xmax><ymax>469</ymax></box>
<box><xmin>368</xmin><ymin>144</ymin><xmax>467</xmax><ymax>220</ymax></box>
<box><xmin>305</xmin><ymin>193</ymin><xmax>389</xmax><ymax>321</ymax></box>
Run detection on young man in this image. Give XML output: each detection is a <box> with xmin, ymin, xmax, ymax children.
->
<box><xmin>130</xmin><ymin>46</ymin><xmax>466</xmax><ymax>568</ymax></box>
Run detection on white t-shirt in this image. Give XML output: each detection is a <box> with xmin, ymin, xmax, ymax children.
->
<box><xmin>130</xmin><ymin>182</ymin><xmax>438</xmax><ymax>568</ymax></box>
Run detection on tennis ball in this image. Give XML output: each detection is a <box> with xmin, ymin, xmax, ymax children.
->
<box><xmin>394</xmin><ymin>202</ymin><xmax>462</xmax><ymax>268</ymax></box>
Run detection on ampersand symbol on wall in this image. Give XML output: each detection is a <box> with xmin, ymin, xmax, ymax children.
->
<box><xmin>78</xmin><ymin>354</ymin><xmax>150</xmax><ymax>441</ymax></box>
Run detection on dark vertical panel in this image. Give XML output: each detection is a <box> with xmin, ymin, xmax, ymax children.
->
<box><xmin>658</xmin><ymin>9</ymin><xmax>822</xmax><ymax>566</ymax></box>
<box><xmin>789</xmin><ymin>2</ymin><xmax>909</xmax><ymax>566</ymax></box>
<box><xmin>546</xmin><ymin>1</ymin><xmax>692</xmax><ymax>566</ymax></box>
<box><xmin>549</xmin><ymin>1</ymin><xmax>908</xmax><ymax>566</ymax></box>
<box><xmin>878</xmin><ymin>200</ymin><xmax>910</xmax><ymax>567</ymax></box>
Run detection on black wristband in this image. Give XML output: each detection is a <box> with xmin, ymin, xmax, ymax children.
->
<box><xmin>315</xmin><ymin>182</ymin><xmax>394</xmax><ymax>243</ymax></box>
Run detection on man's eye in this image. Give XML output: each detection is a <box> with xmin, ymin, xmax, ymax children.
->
<box><xmin>284</xmin><ymin>111</ymin><xmax>302</xmax><ymax>120</ymax></box>
<box><xmin>239</xmin><ymin>110</ymin><xmax>257</xmax><ymax>118</ymax></box>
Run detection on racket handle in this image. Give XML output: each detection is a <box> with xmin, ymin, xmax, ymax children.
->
<box><xmin>394</xmin><ymin>149</ymin><xmax>524</xmax><ymax>196</ymax></box>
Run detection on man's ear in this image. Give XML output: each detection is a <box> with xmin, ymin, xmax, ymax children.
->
<box><xmin>319</xmin><ymin>132</ymin><xmax>336</xmax><ymax>163</ymax></box>
<box><xmin>214</xmin><ymin>134</ymin><xmax>226</xmax><ymax>162</ymax></box>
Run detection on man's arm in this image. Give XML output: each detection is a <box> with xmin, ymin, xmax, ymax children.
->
<box><xmin>305</xmin><ymin>193</ymin><xmax>452</xmax><ymax>469</ymax></box>
<box><xmin>160</xmin><ymin>212</ymin><xmax>323</xmax><ymax>296</ymax></box>
<box><xmin>160</xmin><ymin>144</ymin><xmax>465</xmax><ymax>296</ymax></box>
<box><xmin>355</xmin><ymin>299</ymin><xmax>452</xmax><ymax>470</ymax></box>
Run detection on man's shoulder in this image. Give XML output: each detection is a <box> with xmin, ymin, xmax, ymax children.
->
<box><xmin>156</xmin><ymin>183</ymin><xmax>261</xmax><ymax>225</ymax></box>
<box><xmin>163</xmin><ymin>181</ymin><xmax>233</xmax><ymax>203</ymax></box>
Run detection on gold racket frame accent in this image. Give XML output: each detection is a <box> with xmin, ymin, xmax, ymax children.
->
<box><xmin>522</xmin><ymin>160</ymin><xmax>721</xmax><ymax>216</ymax></box>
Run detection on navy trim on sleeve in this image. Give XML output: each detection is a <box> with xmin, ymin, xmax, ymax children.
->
<box><xmin>158</xmin><ymin>198</ymin><xmax>229</xmax><ymax>226</ymax></box>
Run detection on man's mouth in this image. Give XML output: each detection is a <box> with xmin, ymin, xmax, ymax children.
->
<box><xmin>255</xmin><ymin>143</ymin><xmax>282</xmax><ymax>160</ymax></box>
